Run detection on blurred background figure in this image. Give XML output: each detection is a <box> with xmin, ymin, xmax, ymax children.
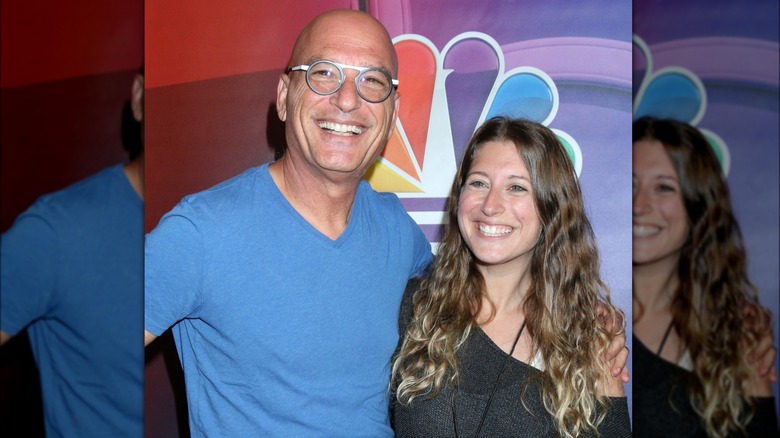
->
<box><xmin>633</xmin><ymin>1</ymin><xmax>779</xmax><ymax>432</ymax></box>
<box><xmin>632</xmin><ymin>117</ymin><xmax>777</xmax><ymax>437</ymax></box>
<box><xmin>0</xmin><ymin>1</ymin><xmax>143</xmax><ymax>435</ymax></box>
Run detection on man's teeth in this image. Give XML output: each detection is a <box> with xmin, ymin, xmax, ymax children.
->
<box><xmin>479</xmin><ymin>224</ymin><xmax>512</xmax><ymax>236</ymax></box>
<box><xmin>319</xmin><ymin>121</ymin><xmax>363</xmax><ymax>136</ymax></box>
<box><xmin>632</xmin><ymin>225</ymin><xmax>658</xmax><ymax>237</ymax></box>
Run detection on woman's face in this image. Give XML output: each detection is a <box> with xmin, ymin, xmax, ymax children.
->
<box><xmin>458</xmin><ymin>140</ymin><xmax>541</xmax><ymax>272</ymax></box>
<box><xmin>632</xmin><ymin>139</ymin><xmax>689</xmax><ymax>266</ymax></box>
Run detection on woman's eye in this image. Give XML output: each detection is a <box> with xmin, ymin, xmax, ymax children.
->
<box><xmin>509</xmin><ymin>185</ymin><xmax>526</xmax><ymax>193</ymax></box>
<box><xmin>468</xmin><ymin>180</ymin><xmax>487</xmax><ymax>189</ymax></box>
<box><xmin>658</xmin><ymin>184</ymin><xmax>676</xmax><ymax>193</ymax></box>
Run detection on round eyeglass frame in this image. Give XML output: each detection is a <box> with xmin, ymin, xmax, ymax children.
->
<box><xmin>288</xmin><ymin>60</ymin><xmax>399</xmax><ymax>103</ymax></box>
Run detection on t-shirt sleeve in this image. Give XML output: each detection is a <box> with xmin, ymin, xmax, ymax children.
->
<box><xmin>144</xmin><ymin>200</ymin><xmax>205</xmax><ymax>336</ymax></box>
<box><xmin>1</xmin><ymin>213</ymin><xmax>58</xmax><ymax>335</ymax></box>
<box><xmin>404</xmin><ymin>211</ymin><xmax>433</xmax><ymax>277</ymax></box>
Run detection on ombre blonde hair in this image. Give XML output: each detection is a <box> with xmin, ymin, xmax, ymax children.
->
<box><xmin>633</xmin><ymin>117</ymin><xmax>772</xmax><ymax>437</ymax></box>
<box><xmin>392</xmin><ymin>117</ymin><xmax>626</xmax><ymax>437</ymax></box>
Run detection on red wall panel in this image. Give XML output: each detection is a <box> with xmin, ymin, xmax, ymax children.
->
<box><xmin>145</xmin><ymin>0</ymin><xmax>353</xmax><ymax>88</ymax></box>
<box><xmin>1</xmin><ymin>1</ymin><xmax>143</xmax><ymax>88</ymax></box>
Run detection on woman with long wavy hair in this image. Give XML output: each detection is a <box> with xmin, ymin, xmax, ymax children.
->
<box><xmin>391</xmin><ymin>116</ymin><xmax>631</xmax><ymax>437</ymax></box>
<box><xmin>632</xmin><ymin>117</ymin><xmax>777</xmax><ymax>437</ymax></box>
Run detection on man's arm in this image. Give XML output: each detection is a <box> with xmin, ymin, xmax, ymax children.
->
<box><xmin>144</xmin><ymin>200</ymin><xmax>205</xmax><ymax>351</ymax></box>
<box><xmin>749</xmin><ymin>331</ymin><xmax>778</xmax><ymax>383</ymax></box>
<box><xmin>599</xmin><ymin>362</ymin><xmax>627</xmax><ymax>397</ymax></box>
<box><xmin>594</xmin><ymin>303</ymin><xmax>628</xmax><ymax>397</ymax></box>
<box><xmin>744</xmin><ymin>303</ymin><xmax>777</xmax><ymax>396</ymax></box>
<box><xmin>2</xmin><ymin>215</ymin><xmax>58</xmax><ymax>348</ymax></box>
<box><xmin>0</xmin><ymin>330</ymin><xmax>11</xmax><ymax>346</ymax></box>
<box><xmin>597</xmin><ymin>301</ymin><xmax>630</xmax><ymax>382</ymax></box>
<box><xmin>144</xmin><ymin>330</ymin><xmax>158</xmax><ymax>347</ymax></box>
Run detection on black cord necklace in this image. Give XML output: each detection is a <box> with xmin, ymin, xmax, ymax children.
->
<box><xmin>657</xmin><ymin>320</ymin><xmax>674</xmax><ymax>356</ymax></box>
<box><xmin>452</xmin><ymin>320</ymin><xmax>526</xmax><ymax>438</ymax></box>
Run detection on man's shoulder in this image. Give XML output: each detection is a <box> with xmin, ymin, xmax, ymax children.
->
<box><xmin>357</xmin><ymin>180</ymin><xmax>406</xmax><ymax>211</ymax></box>
<box><xmin>39</xmin><ymin>164</ymin><xmax>123</xmax><ymax>202</ymax></box>
<box><xmin>180</xmin><ymin>165</ymin><xmax>266</xmax><ymax>205</ymax></box>
<box><xmin>161</xmin><ymin>165</ymin><xmax>269</xmax><ymax>227</ymax></box>
<box><xmin>18</xmin><ymin>164</ymin><xmax>127</xmax><ymax>223</ymax></box>
<box><xmin>356</xmin><ymin>180</ymin><xmax>432</xmax><ymax>258</ymax></box>
<box><xmin>357</xmin><ymin>181</ymin><xmax>426</xmax><ymax>234</ymax></box>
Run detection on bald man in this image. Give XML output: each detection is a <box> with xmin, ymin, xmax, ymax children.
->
<box><xmin>144</xmin><ymin>10</ymin><xmax>432</xmax><ymax>436</ymax></box>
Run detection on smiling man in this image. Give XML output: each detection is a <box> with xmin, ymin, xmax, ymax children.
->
<box><xmin>143</xmin><ymin>10</ymin><xmax>432</xmax><ymax>436</ymax></box>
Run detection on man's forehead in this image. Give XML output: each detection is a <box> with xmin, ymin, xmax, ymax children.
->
<box><xmin>296</xmin><ymin>42</ymin><xmax>396</xmax><ymax>73</ymax></box>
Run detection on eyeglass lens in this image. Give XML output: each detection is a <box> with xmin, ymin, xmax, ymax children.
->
<box><xmin>306</xmin><ymin>61</ymin><xmax>392</xmax><ymax>103</ymax></box>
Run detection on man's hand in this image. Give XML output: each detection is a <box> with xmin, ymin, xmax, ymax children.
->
<box><xmin>145</xmin><ymin>330</ymin><xmax>158</xmax><ymax>347</ymax></box>
<box><xmin>0</xmin><ymin>330</ymin><xmax>11</xmax><ymax>346</ymax></box>
<box><xmin>597</xmin><ymin>301</ymin><xmax>629</xmax><ymax>383</ymax></box>
<box><xmin>745</xmin><ymin>303</ymin><xmax>777</xmax><ymax>384</ymax></box>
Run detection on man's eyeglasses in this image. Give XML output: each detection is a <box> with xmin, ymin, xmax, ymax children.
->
<box><xmin>288</xmin><ymin>60</ymin><xmax>399</xmax><ymax>103</ymax></box>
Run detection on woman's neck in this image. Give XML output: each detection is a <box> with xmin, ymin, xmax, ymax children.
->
<box><xmin>477</xmin><ymin>264</ymin><xmax>531</xmax><ymax>321</ymax></box>
<box><xmin>633</xmin><ymin>255</ymin><xmax>680</xmax><ymax>315</ymax></box>
<box><xmin>476</xmin><ymin>266</ymin><xmax>532</xmax><ymax>361</ymax></box>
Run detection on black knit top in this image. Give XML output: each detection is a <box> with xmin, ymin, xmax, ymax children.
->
<box><xmin>391</xmin><ymin>281</ymin><xmax>632</xmax><ymax>437</ymax></box>
<box><xmin>633</xmin><ymin>335</ymin><xmax>778</xmax><ymax>437</ymax></box>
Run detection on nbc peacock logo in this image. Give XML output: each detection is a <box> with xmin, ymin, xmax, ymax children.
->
<box><xmin>365</xmin><ymin>32</ymin><xmax>582</xmax><ymax>247</ymax></box>
<box><xmin>632</xmin><ymin>34</ymin><xmax>731</xmax><ymax>175</ymax></box>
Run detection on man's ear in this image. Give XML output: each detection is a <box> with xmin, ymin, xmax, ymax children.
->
<box><xmin>131</xmin><ymin>73</ymin><xmax>144</xmax><ymax>122</ymax></box>
<box><xmin>276</xmin><ymin>74</ymin><xmax>290</xmax><ymax>122</ymax></box>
